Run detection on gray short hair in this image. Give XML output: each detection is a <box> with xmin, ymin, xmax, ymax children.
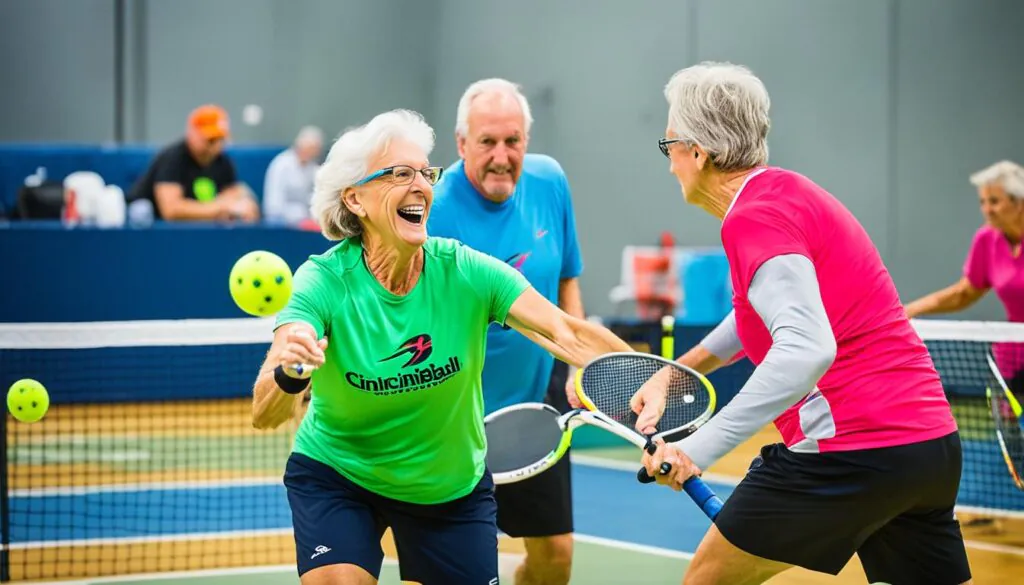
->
<box><xmin>311</xmin><ymin>110</ymin><xmax>435</xmax><ymax>241</ymax></box>
<box><xmin>969</xmin><ymin>160</ymin><xmax>1024</xmax><ymax>199</ymax></box>
<box><xmin>664</xmin><ymin>62</ymin><xmax>771</xmax><ymax>172</ymax></box>
<box><xmin>455</xmin><ymin>78</ymin><xmax>533</xmax><ymax>137</ymax></box>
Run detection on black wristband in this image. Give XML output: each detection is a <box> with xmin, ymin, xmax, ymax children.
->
<box><xmin>274</xmin><ymin>365</ymin><xmax>311</xmax><ymax>395</ymax></box>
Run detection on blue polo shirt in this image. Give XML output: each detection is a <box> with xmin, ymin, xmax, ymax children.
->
<box><xmin>428</xmin><ymin>154</ymin><xmax>584</xmax><ymax>414</ymax></box>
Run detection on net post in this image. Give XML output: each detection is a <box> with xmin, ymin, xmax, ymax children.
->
<box><xmin>0</xmin><ymin>410</ymin><xmax>9</xmax><ymax>582</ymax></box>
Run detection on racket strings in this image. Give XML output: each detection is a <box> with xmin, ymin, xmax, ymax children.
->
<box><xmin>580</xmin><ymin>355</ymin><xmax>712</xmax><ymax>433</ymax></box>
<box><xmin>485</xmin><ymin>406</ymin><xmax>564</xmax><ymax>473</ymax></box>
<box><xmin>991</xmin><ymin>391</ymin><xmax>1024</xmax><ymax>482</ymax></box>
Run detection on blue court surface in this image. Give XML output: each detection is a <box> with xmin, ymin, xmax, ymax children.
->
<box><xmin>11</xmin><ymin>459</ymin><xmax>732</xmax><ymax>551</ymax></box>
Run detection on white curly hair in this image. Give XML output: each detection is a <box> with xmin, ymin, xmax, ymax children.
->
<box><xmin>310</xmin><ymin>110</ymin><xmax>435</xmax><ymax>240</ymax></box>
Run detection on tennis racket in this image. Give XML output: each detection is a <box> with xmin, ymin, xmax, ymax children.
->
<box><xmin>575</xmin><ymin>352</ymin><xmax>723</xmax><ymax>518</ymax></box>
<box><xmin>484</xmin><ymin>352</ymin><xmax>724</xmax><ymax>519</ymax></box>
<box><xmin>985</xmin><ymin>353</ymin><xmax>1024</xmax><ymax>490</ymax></box>
<box><xmin>485</xmin><ymin>402</ymin><xmax>636</xmax><ymax>483</ymax></box>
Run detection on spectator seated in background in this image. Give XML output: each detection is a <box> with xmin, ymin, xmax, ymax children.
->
<box><xmin>128</xmin><ymin>104</ymin><xmax>260</xmax><ymax>223</ymax></box>
<box><xmin>262</xmin><ymin>125</ymin><xmax>323</xmax><ymax>226</ymax></box>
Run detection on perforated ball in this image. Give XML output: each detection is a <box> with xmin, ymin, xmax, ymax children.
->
<box><xmin>7</xmin><ymin>378</ymin><xmax>50</xmax><ymax>423</ymax></box>
<box><xmin>229</xmin><ymin>251</ymin><xmax>293</xmax><ymax>316</ymax></box>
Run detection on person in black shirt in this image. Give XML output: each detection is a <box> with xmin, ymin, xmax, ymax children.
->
<box><xmin>130</xmin><ymin>104</ymin><xmax>260</xmax><ymax>222</ymax></box>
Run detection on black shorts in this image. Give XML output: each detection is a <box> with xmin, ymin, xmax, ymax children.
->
<box><xmin>494</xmin><ymin>360</ymin><xmax>574</xmax><ymax>538</ymax></box>
<box><xmin>716</xmin><ymin>431</ymin><xmax>971</xmax><ymax>585</ymax></box>
<box><xmin>284</xmin><ymin>453</ymin><xmax>498</xmax><ymax>584</ymax></box>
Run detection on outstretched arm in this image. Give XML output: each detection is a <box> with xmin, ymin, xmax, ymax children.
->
<box><xmin>505</xmin><ymin>287</ymin><xmax>632</xmax><ymax>406</ymax></box>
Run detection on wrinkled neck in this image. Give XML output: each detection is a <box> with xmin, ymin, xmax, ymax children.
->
<box><xmin>361</xmin><ymin>234</ymin><xmax>423</xmax><ymax>295</ymax></box>
<box><xmin>694</xmin><ymin>169</ymin><xmax>756</xmax><ymax>221</ymax></box>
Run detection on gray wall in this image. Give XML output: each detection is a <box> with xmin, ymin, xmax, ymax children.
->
<box><xmin>892</xmin><ymin>0</ymin><xmax>1024</xmax><ymax>319</ymax></box>
<box><xmin>0</xmin><ymin>0</ymin><xmax>434</xmax><ymax>145</ymax></box>
<box><xmin>1</xmin><ymin>0</ymin><xmax>1022</xmax><ymax>318</ymax></box>
<box><xmin>0</xmin><ymin>0</ymin><xmax>117</xmax><ymax>143</ymax></box>
<box><xmin>434</xmin><ymin>0</ymin><xmax>1024</xmax><ymax>318</ymax></box>
<box><xmin>136</xmin><ymin>0</ymin><xmax>435</xmax><ymax>145</ymax></box>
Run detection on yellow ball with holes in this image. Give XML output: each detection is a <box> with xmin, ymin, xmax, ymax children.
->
<box><xmin>7</xmin><ymin>378</ymin><xmax>50</xmax><ymax>423</ymax></box>
<box><xmin>229</xmin><ymin>251</ymin><xmax>294</xmax><ymax>317</ymax></box>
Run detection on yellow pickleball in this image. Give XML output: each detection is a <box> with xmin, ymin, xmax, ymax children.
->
<box><xmin>229</xmin><ymin>251</ymin><xmax>294</xmax><ymax>317</ymax></box>
<box><xmin>7</xmin><ymin>378</ymin><xmax>50</xmax><ymax>423</ymax></box>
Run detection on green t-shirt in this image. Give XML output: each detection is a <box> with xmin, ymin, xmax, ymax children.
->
<box><xmin>275</xmin><ymin>236</ymin><xmax>531</xmax><ymax>504</ymax></box>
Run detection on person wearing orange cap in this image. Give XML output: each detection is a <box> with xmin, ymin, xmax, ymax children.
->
<box><xmin>128</xmin><ymin>104</ymin><xmax>260</xmax><ymax>222</ymax></box>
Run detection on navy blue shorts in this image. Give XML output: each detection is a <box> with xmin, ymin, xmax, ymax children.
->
<box><xmin>284</xmin><ymin>453</ymin><xmax>499</xmax><ymax>584</ymax></box>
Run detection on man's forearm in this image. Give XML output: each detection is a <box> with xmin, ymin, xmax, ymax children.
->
<box><xmin>162</xmin><ymin>198</ymin><xmax>224</xmax><ymax>220</ymax></box>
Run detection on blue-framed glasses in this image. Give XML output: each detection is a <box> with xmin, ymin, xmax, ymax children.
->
<box><xmin>354</xmin><ymin>165</ymin><xmax>444</xmax><ymax>187</ymax></box>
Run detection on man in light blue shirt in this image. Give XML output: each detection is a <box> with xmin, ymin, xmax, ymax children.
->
<box><xmin>428</xmin><ymin>78</ymin><xmax>584</xmax><ymax>585</ymax></box>
<box><xmin>262</xmin><ymin>126</ymin><xmax>323</xmax><ymax>225</ymax></box>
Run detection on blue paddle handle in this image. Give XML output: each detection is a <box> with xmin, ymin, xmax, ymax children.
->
<box><xmin>683</xmin><ymin>477</ymin><xmax>723</xmax><ymax>520</ymax></box>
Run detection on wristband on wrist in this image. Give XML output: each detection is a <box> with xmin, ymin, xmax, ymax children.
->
<box><xmin>274</xmin><ymin>365</ymin><xmax>311</xmax><ymax>395</ymax></box>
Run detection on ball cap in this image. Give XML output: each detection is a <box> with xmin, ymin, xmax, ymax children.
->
<box><xmin>189</xmin><ymin>104</ymin><xmax>230</xmax><ymax>140</ymax></box>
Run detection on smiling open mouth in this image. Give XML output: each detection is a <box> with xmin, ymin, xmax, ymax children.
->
<box><xmin>397</xmin><ymin>205</ymin><xmax>424</xmax><ymax>225</ymax></box>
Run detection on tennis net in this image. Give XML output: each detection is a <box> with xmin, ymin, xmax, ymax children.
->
<box><xmin>913</xmin><ymin>319</ymin><xmax>1024</xmax><ymax>518</ymax></box>
<box><xmin>0</xmin><ymin>318</ymin><xmax>298</xmax><ymax>582</ymax></box>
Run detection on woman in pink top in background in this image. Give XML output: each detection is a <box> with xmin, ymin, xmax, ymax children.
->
<box><xmin>631</xmin><ymin>62</ymin><xmax>970</xmax><ymax>585</ymax></box>
<box><xmin>905</xmin><ymin>160</ymin><xmax>1024</xmax><ymax>383</ymax></box>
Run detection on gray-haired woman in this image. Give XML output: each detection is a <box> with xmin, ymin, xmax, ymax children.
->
<box><xmin>250</xmin><ymin>109</ymin><xmax>632</xmax><ymax>585</ymax></box>
<box><xmin>632</xmin><ymin>62</ymin><xmax>970</xmax><ymax>585</ymax></box>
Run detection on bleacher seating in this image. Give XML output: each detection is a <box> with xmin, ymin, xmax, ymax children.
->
<box><xmin>0</xmin><ymin>143</ymin><xmax>286</xmax><ymax>218</ymax></box>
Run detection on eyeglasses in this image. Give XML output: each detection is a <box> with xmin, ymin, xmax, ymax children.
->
<box><xmin>354</xmin><ymin>165</ymin><xmax>443</xmax><ymax>187</ymax></box>
<box><xmin>658</xmin><ymin>138</ymin><xmax>684</xmax><ymax>158</ymax></box>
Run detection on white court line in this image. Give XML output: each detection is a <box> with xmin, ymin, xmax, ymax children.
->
<box><xmin>962</xmin><ymin>539</ymin><xmax>1024</xmax><ymax>557</ymax></box>
<box><xmin>5</xmin><ymin>528</ymin><xmax>693</xmax><ymax>560</ymax></box>
<box><xmin>574</xmin><ymin>533</ymin><xmax>693</xmax><ymax>560</ymax></box>
<box><xmin>0</xmin><ymin>317</ymin><xmax>276</xmax><ymax>349</ymax></box>
<box><xmin>956</xmin><ymin>504</ymin><xmax>1024</xmax><ymax>520</ymax></box>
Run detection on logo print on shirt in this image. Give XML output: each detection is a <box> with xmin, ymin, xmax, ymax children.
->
<box><xmin>345</xmin><ymin>334</ymin><xmax>463</xmax><ymax>396</ymax></box>
<box><xmin>535</xmin><ymin>228</ymin><xmax>548</xmax><ymax>239</ymax></box>
<box><xmin>379</xmin><ymin>334</ymin><xmax>433</xmax><ymax>367</ymax></box>
<box><xmin>505</xmin><ymin>251</ymin><xmax>532</xmax><ymax>273</ymax></box>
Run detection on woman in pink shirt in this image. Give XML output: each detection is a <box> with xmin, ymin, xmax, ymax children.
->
<box><xmin>905</xmin><ymin>160</ymin><xmax>1024</xmax><ymax>381</ymax></box>
<box><xmin>632</xmin><ymin>62</ymin><xmax>970</xmax><ymax>585</ymax></box>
